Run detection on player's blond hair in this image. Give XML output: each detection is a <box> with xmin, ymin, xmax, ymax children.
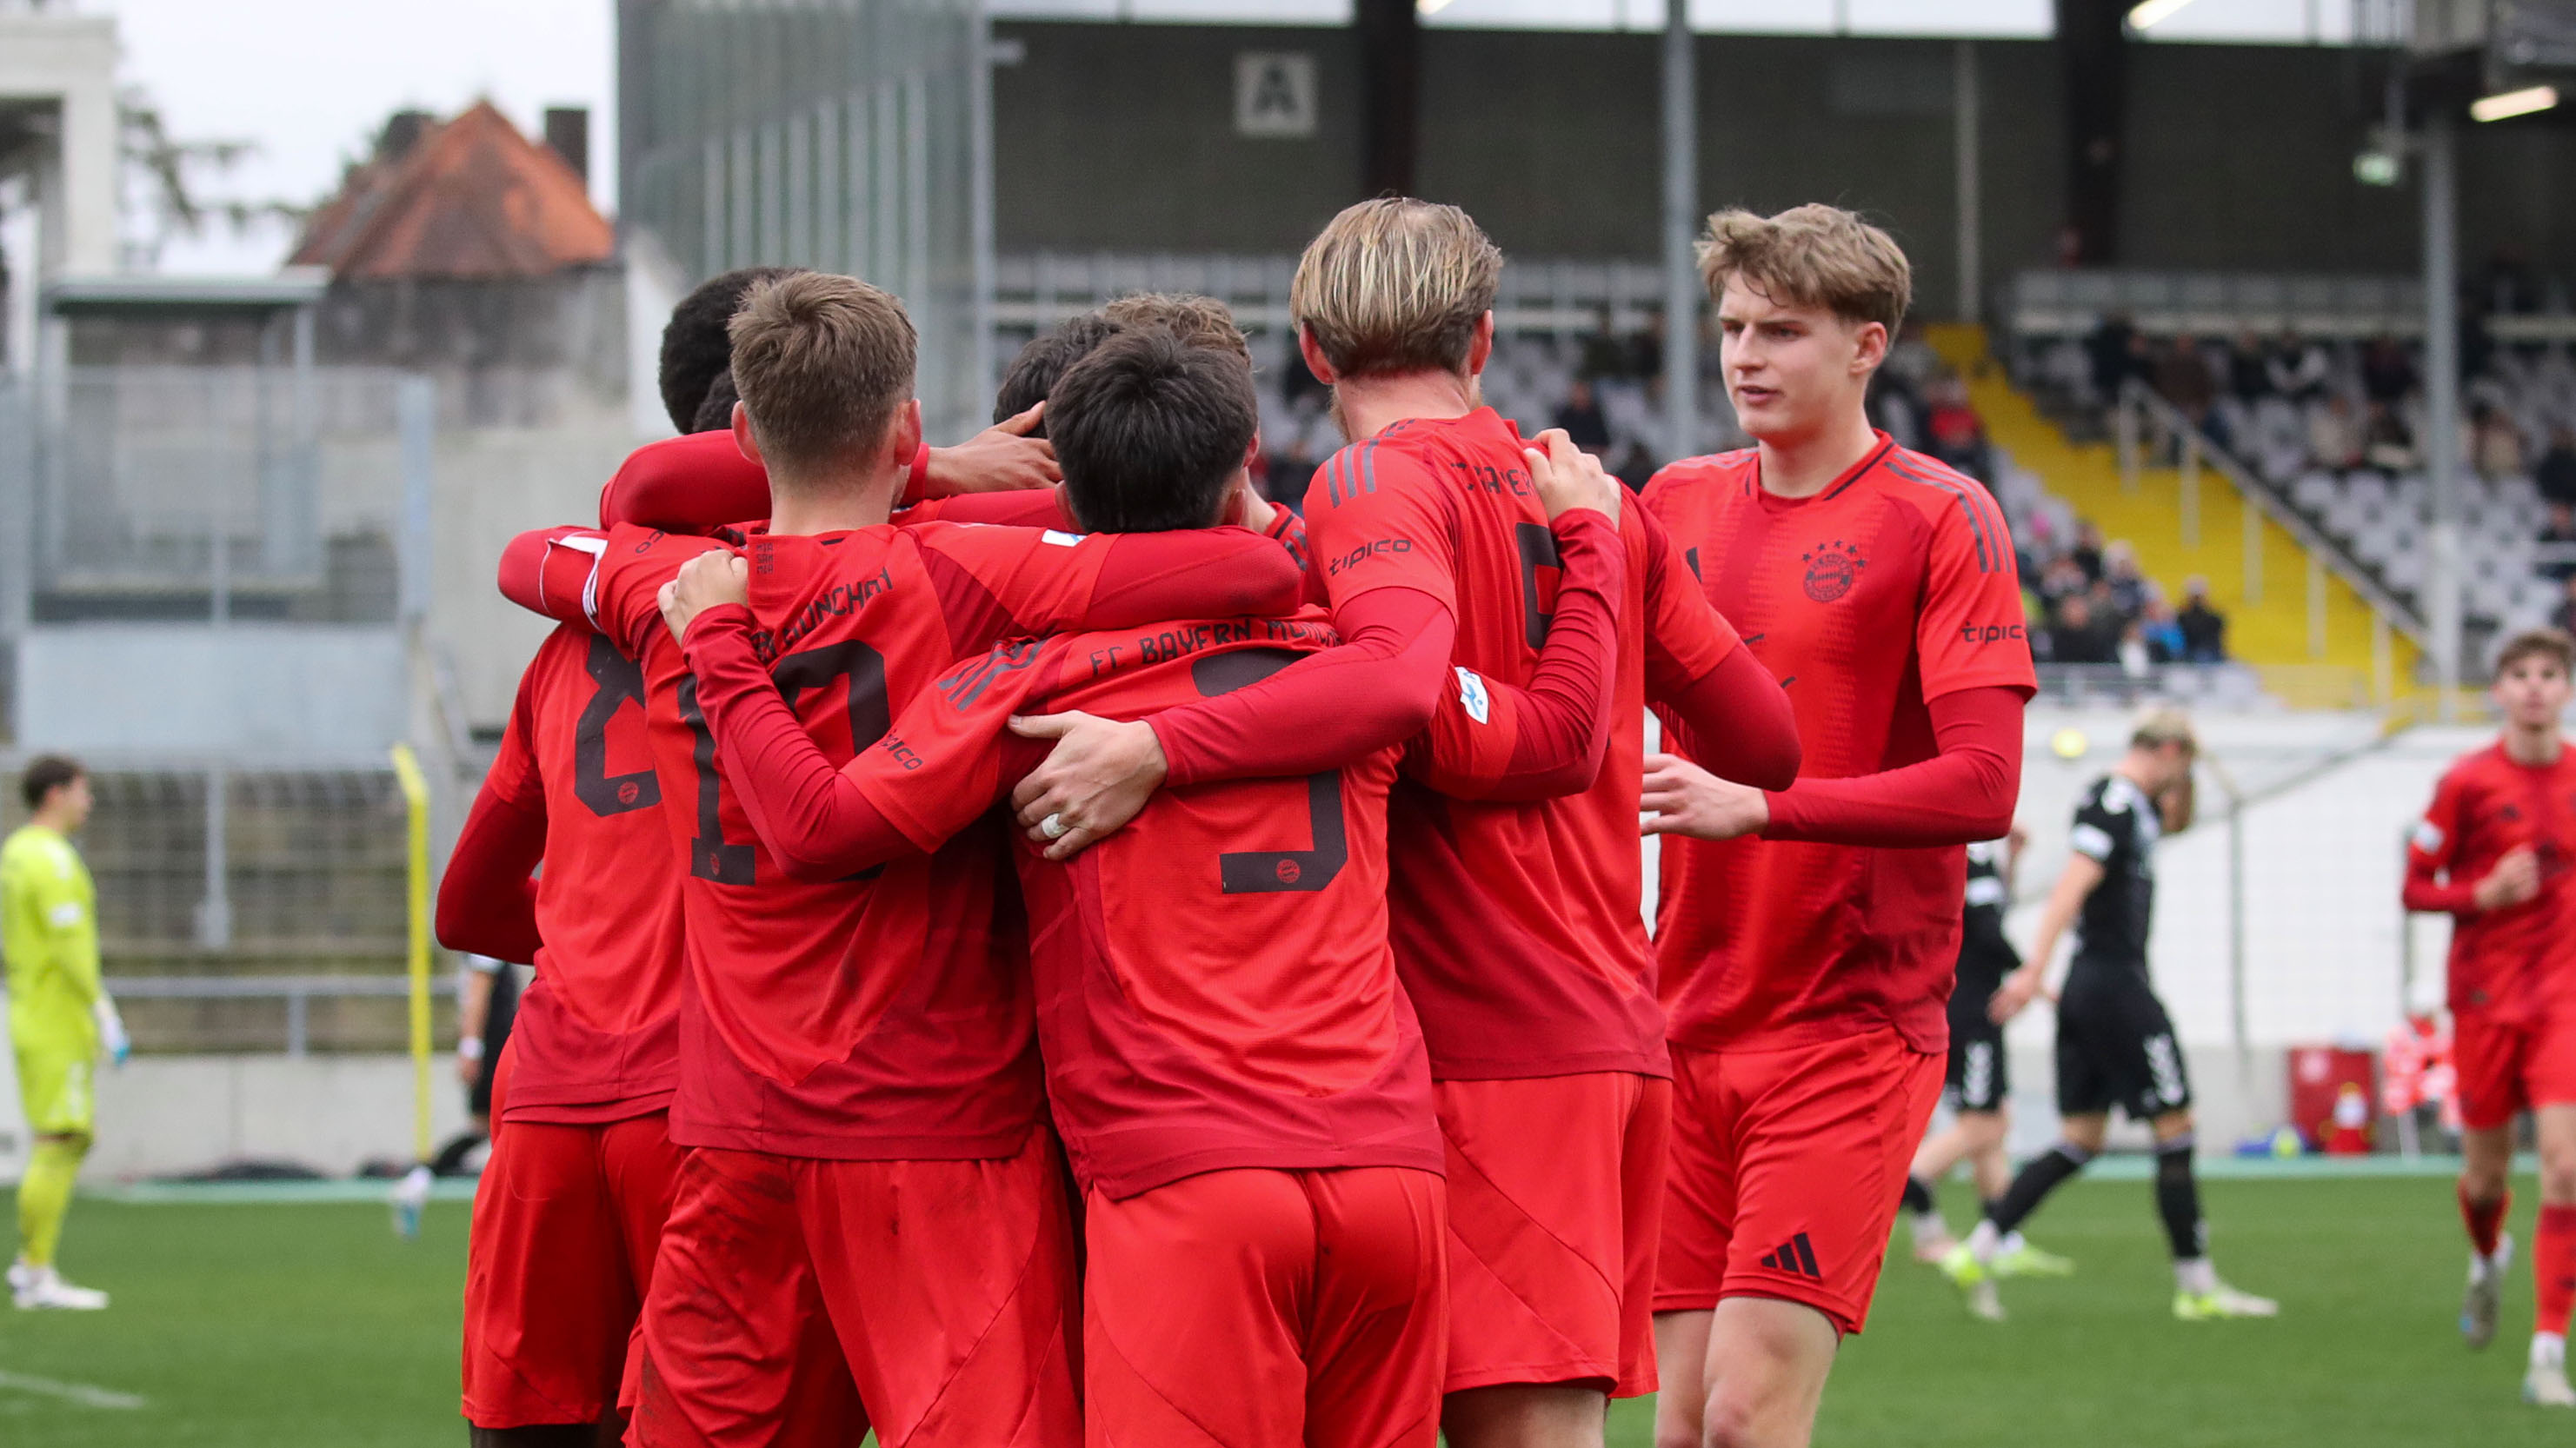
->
<box><xmin>2493</xmin><ymin>627</ymin><xmax>2574</xmax><ymax>680</ymax></box>
<box><xmin>728</xmin><ymin>272</ymin><xmax>915</xmax><ymax>474</ymax></box>
<box><xmin>1100</xmin><ymin>292</ymin><xmax>1253</xmax><ymax>367</ymax></box>
<box><xmin>1697</xmin><ymin>204</ymin><xmax>1911</xmax><ymax>335</ymax></box>
<box><xmin>1291</xmin><ymin>198</ymin><xmax>1502</xmax><ymax>381</ymax></box>
<box><xmin>2131</xmin><ymin>706</ymin><xmax>2200</xmax><ymax>756</ymax></box>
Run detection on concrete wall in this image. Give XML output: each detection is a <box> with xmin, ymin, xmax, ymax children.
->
<box><xmin>16</xmin><ymin>626</ymin><xmax>407</xmax><ymax>761</ymax></box>
<box><xmin>0</xmin><ymin>1053</ymin><xmax>476</xmax><ymax>1184</ymax></box>
<box><xmin>994</xmin><ymin>24</ymin><xmax>2576</xmax><ymax>309</ymax></box>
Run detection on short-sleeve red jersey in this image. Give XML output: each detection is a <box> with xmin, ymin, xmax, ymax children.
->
<box><xmin>1301</xmin><ymin>408</ymin><xmax>1741</xmax><ymax>1080</ymax></box>
<box><xmin>842</xmin><ymin>611</ymin><xmax>1437</xmax><ymax>1200</ymax></box>
<box><xmin>537</xmin><ymin>517</ymin><xmax>1169</xmax><ymax>1159</ymax></box>
<box><xmin>2406</xmin><ymin>741</ymin><xmax>2576</xmax><ymax>1021</ymax></box>
<box><xmin>1643</xmin><ymin>435</ymin><xmax>2036</xmax><ymax>1055</ymax></box>
<box><xmin>477</xmin><ymin>624</ymin><xmax>684</xmax><ymax>1122</ymax></box>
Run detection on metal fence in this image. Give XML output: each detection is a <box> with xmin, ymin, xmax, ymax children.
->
<box><xmin>24</xmin><ymin>366</ymin><xmax>418</xmax><ymax>626</ymax></box>
<box><xmin>618</xmin><ymin>0</ymin><xmax>986</xmax><ymax>438</ymax></box>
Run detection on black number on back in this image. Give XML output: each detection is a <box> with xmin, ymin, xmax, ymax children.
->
<box><xmin>1191</xmin><ymin>648</ymin><xmax>1347</xmax><ymax>894</ymax></box>
<box><xmin>675</xmin><ymin>638</ymin><xmax>894</xmax><ymax>887</ymax></box>
<box><xmin>676</xmin><ymin>674</ymin><xmax>755</xmax><ymax>885</ymax></box>
<box><xmin>573</xmin><ymin>634</ymin><xmax>662</xmax><ymax>818</ymax></box>
<box><xmin>1516</xmin><ymin>521</ymin><xmax>1559</xmax><ymax>648</ymax></box>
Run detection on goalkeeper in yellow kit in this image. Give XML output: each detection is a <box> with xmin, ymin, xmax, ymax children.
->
<box><xmin>5</xmin><ymin>755</ymin><xmax>119</xmax><ymax>1310</ymax></box>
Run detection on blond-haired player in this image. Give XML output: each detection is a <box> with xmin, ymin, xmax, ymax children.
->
<box><xmin>1001</xmin><ymin>197</ymin><xmax>1798</xmax><ymax>1448</ymax></box>
<box><xmin>1635</xmin><ymin>204</ymin><xmax>2034</xmax><ymax>1448</ymax></box>
<box><xmin>1963</xmin><ymin>708</ymin><xmax>2277</xmax><ymax>1324</ymax></box>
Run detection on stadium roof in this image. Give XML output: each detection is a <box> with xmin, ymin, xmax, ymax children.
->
<box><xmin>290</xmin><ymin>100</ymin><xmax>613</xmax><ymax>282</ymax></box>
<box><xmin>991</xmin><ymin>0</ymin><xmax>2364</xmax><ymax>43</ymax></box>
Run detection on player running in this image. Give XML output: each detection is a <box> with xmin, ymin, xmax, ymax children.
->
<box><xmin>4</xmin><ymin>755</ymin><xmax>121</xmax><ymax>1312</ymax></box>
<box><xmin>1960</xmin><ymin>708</ymin><xmax>2277</xmax><ymax>1325</ymax></box>
<box><xmin>998</xmin><ymin>198</ymin><xmax>1799</xmax><ymax>1448</ymax></box>
<box><xmin>1634</xmin><ymin>204</ymin><xmax>2033</xmax><ymax>1448</ymax></box>
<box><xmin>667</xmin><ymin>327</ymin><xmax>1605</xmax><ymax>1448</ymax></box>
<box><xmin>1900</xmin><ymin>828</ymin><xmax>2072</xmax><ymax>1277</ymax></box>
<box><xmin>2402</xmin><ymin>627</ymin><xmax>2576</xmax><ymax>1405</ymax></box>
<box><xmin>496</xmin><ymin>272</ymin><xmax>1302</xmax><ymax>1446</ymax></box>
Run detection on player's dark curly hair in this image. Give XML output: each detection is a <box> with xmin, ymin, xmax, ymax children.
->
<box><xmin>1049</xmin><ymin>329</ymin><xmax>1255</xmax><ymax>535</ymax></box>
<box><xmin>992</xmin><ymin>313</ymin><xmax>1126</xmax><ymax>434</ymax></box>
<box><xmin>659</xmin><ymin>267</ymin><xmax>802</xmax><ymax>434</ymax></box>
<box><xmin>689</xmin><ymin>369</ymin><xmax>740</xmax><ymax>434</ymax></box>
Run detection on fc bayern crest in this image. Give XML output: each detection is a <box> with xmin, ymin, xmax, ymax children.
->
<box><xmin>1801</xmin><ymin>540</ymin><xmax>1865</xmax><ymax>603</ymax></box>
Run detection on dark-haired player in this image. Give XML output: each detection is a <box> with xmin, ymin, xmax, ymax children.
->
<box><xmin>5</xmin><ymin>754</ymin><xmax>115</xmax><ymax>1312</ymax></box>
<box><xmin>668</xmin><ymin>328</ymin><xmax>1629</xmax><ymax>1448</ymax></box>
<box><xmin>2405</xmin><ymin>628</ymin><xmax>2576</xmax><ymax>1405</ymax></box>
<box><xmin>1900</xmin><ymin>827</ymin><xmax>2072</xmax><ymax>1278</ymax></box>
<box><xmin>1636</xmin><ymin>204</ymin><xmax>2033</xmax><ymax>1448</ymax></box>
<box><xmin>495</xmin><ymin>273</ymin><xmax>1307</xmax><ymax>1445</ymax></box>
<box><xmin>1967</xmin><ymin>709</ymin><xmax>2275</xmax><ymax>1325</ymax></box>
<box><xmin>999</xmin><ymin>199</ymin><xmax>1800</xmax><ymax>1448</ymax></box>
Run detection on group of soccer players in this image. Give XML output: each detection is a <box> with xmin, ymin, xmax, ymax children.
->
<box><xmin>435</xmin><ymin>195</ymin><xmax>2036</xmax><ymax>1448</ymax></box>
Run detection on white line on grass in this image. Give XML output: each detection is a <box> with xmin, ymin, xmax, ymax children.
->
<box><xmin>0</xmin><ymin>1369</ymin><xmax>147</xmax><ymax>1410</ymax></box>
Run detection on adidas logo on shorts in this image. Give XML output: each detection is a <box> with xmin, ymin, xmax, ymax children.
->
<box><xmin>1758</xmin><ymin>1232</ymin><xmax>1823</xmax><ymax>1279</ymax></box>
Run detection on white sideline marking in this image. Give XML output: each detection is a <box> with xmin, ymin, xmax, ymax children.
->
<box><xmin>0</xmin><ymin>1368</ymin><xmax>147</xmax><ymax>1410</ymax></box>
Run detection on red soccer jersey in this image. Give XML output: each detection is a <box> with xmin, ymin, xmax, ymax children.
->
<box><xmin>1301</xmin><ymin>408</ymin><xmax>1741</xmax><ymax>1080</ymax></box>
<box><xmin>841</xmin><ymin>612</ymin><xmax>1436</xmax><ymax>1199</ymax></box>
<box><xmin>476</xmin><ymin>624</ymin><xmax>684</xmax><ymax>1122</ymax></box>
<box><xmin>2406</xmin><ymin>741</ymin><xmax>2576</xmax><ymax>1022</ymax></box>
<box><xmin>516</xmin><ymin>518</ymin><xmax>1284</xmax><ymax>1159</ymax></box>
<box><xmin>1643</xmin><ymin>435</ymin><xmax>2036</xmax><ymax>1055</ymax></box>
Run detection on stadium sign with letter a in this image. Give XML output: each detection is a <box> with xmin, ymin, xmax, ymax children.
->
<box><xmin>1235</xmin><ymin>52</ymin><xmax>1317</xmax><ymax>137</ymax></box>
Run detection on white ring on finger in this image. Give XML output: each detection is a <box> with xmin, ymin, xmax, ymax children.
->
<box><xmin>1039</xmin><ymin>813</ymin><xmax>1069</xmax><ymax>840</ymax></box>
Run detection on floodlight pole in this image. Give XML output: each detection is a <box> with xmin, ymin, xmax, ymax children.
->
<box><xmin>1662</xmin><ymin>0</ymin><xmax>1698</xmax><ymax>462</ymax></box>
<box><xmin>2421</xmin><ymin>110</ymin><xmax>2461</xmax><ymax>720</ymax></box>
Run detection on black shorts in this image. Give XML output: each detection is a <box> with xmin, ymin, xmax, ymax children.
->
<box><xmin>1945</xmin><ymin>986</ymin><xmax>2010</xmax><ymax>1113</ymax></box>
<box><xmin>2054</xmin><ymin>966</ymin><xmax>2193</xmax><ymax>1121</ymax></box>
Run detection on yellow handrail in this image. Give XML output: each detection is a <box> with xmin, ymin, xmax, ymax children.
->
<box><xmin>389</xmin><ymin>742</ymin><xmax>433</xmax><ymax>1164</ymax></box>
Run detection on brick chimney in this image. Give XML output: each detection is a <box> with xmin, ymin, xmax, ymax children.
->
<box><xmin>543</xmin><ymin>107</ymin><xmax>589</xmax><ymax>186</ymax></box>
<box><xmin>380</xmin><ymin>109</ymin><xmax>434</xmax><ymax>163</ymax></box>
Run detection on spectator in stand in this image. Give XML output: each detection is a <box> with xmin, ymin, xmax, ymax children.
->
<box><xmin>1261</xmin><ymin>432</ymin><xmax>1319</xmax><ymax>514</ymax></box>
<box><xmin>1279</xmin><ymin>337</ymin><xmax>1328</xmax><ymax>414</ymax></box>
<box><xmin>2179</xmin><ymin>577</ymin><xmax>2228</xmax><ymax>663</ymax></box>
<box><xmin>2155</xmin><ymin>332</ymin><xmax>2221</xmax><ymax>448</ymax></box>
<box><xmin>2039</xmin><ymin>554</ymin><xmax>2088</xmax><ymax>616</ymax></box>
<box><xmin>2536</xmin><ymin>427</ymin><xmax>2576</xmax><ymax>508</ymax></box>
<box><xmin>1554</xmin><ymin>378</ymin><xmax>1613</xmax><ymax>455</ymax></box>
<box><xmin>2558</xmin><ymin>573</ymin><xmax>2576</xmax><ymax>635</ymax></box>
<box><xmin>2116</xmin><ymin>620</ymin><xmax>2154</xmax><ymax>679</ymax></box>
<box><xmin>2539</xmin><ymin>501</ymin><xmax>2576</xmax><ymax>583</ymax></box>
<box><xmin>2085</xmin><ymin>312</ymin><xmax>2140</xmax><ymax>404</ymax></box>
<box><xmin>2103</xmin><ymin>541</ymin><xmax>2148</xmax><ymax>621</ymax></box>
<box><xmin>1612</xmin><ymin>440</ymin><xmax>1658</xmax><ymax>495</ymax></box>
<box><xmin>2268</xmin><ymin>329</ymin><xmax>2332</xmax><ymax>402</ymax></box>
<box><xmin>2228</xmin><ymin>331</ymin><xmax>2274</xmax><ymax>405</ymax></box>
<box><xmin>2364</xmin><ymin>401</ymin><xmax>2418</xmax><ymax>473</ymax></box>
<box><xmin>2139</xmin><ymin>590</ymin><xmax>2187</xmax><ymax>664</ymax></box>
<box><xmin>2362</xmin><ymin>335</ymin><xmax>2417</xmax><ymax>406</ymax></box>
<box><xmin>2310</xmin><ymin>394</ymin><xmax>2366</xmax><ymax>475</ymax></box>
<box><xmin>2071</xmin><ymin>520</ymin><xmax>2107</xmax><ymax>585</ymax></box>
<box><xmin>1622</xmin><ymin>311</ymin><xmax>1666</xmax><ymax>381</ymax></box>
<box><xmin>2048</xmin><ymin>594</ymin><xmax>2119</xmax><ymax>665</ymax></box>
<box><xmin>1925</xmin><ymin>374</ymin><xmax>1992</xmax><ymax>481</ymax></box>
<box><xmin>1579</xmin><ymin>306</ymin><xmax>1629</xmax><ymax>381</ymax></box>
<box><xmin>2469</xmin><ymin>402</ymin><xmax>2526</xmax><ymax>482</ymax></box>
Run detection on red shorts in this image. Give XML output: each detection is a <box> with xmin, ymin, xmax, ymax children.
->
<box><xmin>1655</xmin><ymin>1030</ymin><xmax>1944</xmax><ymax>1335</ymax></box>
<box><xmin>1085</xmin><ymin>1166</ymin><xmax>1446</xmax><ymax>1448</ymax></box>
<box><xmin>2456</xmin><ymin>1011</ymin><xmax>2576</xmax><ymax>1131</ymax></box>
<box><xmin>1435</xmin><ymin>1073</ymin><xmax>1667</xmax><ymax>1398</ymax></box>
<box><xmin>629</xmin><ymin>1130</ymin><xmax>1080</xmax><ymax>1448</ymax></box>
<box><xmin>463</xmin><ymin>1110</ymin><xmax>682</xmax><ymax>1428</ymax></box>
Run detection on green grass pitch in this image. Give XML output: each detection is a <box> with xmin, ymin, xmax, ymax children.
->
<box><xmin>2</xmin><ymin>1173</ymin><xmax>2569</xmax><ymax>1445</ymax></box>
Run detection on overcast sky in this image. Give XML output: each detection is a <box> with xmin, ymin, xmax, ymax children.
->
<box><xmin>86</xmin><ymin>0</ymin><xmax>2345</xmax><ymax>274</ymax></box>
